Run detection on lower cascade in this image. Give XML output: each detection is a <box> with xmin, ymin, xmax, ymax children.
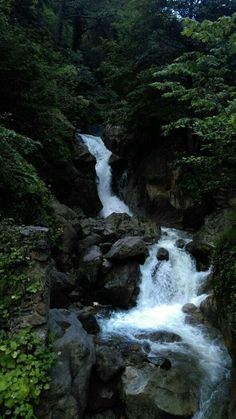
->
<box><xmin>80</xmin><ymin>134</ymin><xmax>231</xmax><ymax>419</ymax></box>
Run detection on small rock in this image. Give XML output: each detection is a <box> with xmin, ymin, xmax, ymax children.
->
<box><xmin>175</xmin><ymin>239</ymin><xmax>185</xmax><ymax>249</ymax></box>
<box><xmin>156</xmin><ymin>247</ymin><xmax>169</xmax><ymax>261</ymax></box>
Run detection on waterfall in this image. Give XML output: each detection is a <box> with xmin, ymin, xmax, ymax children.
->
<box><xmin>79</xmin><ymin>134</ymin><xmax>132</xmax><ymax>217</ymax></box>
<box><xmin>79</xmin><ymin>133</ymin><xmax>231</xmax><ymax>419</ymax></box>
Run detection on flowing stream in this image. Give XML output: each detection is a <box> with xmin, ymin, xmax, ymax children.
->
<box><xmin>80</xmin><ymin>134</ymin><xmax>231</xmax><ymax>419</ymax></box>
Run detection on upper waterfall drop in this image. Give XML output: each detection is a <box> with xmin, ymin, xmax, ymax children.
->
<box><xmin>79</xmin><ymin>134</ymin><xmax>132</xmax><ymax>218</ymax></box>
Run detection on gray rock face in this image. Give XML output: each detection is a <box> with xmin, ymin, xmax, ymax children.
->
<box><xmin>121</xmin><ymin>364</ymin><xmax>198</xmax><ymax>419</ymax></box>
<box><xmin>39</xmin><ymin>309</ymin><xmax>95</xmax><ymax>419</ymax></box>
<box><xmin>106</xmin><ymin>236</ymin><xmax>148</xmax><ymax>262</ymax></box>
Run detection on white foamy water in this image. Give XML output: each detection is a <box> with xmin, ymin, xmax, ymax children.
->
<box><xmin>79</xmin><ymin>134</ymin><xmax>132</xmax><ymax>217</ymax></box>
<box><xmin>79</xmin><ymin>133</ymin><xmax>231</xmax><ymax>418</ymax></box>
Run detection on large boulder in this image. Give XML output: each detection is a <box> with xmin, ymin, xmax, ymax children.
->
<box><xmin>38</xmin><ymin>309</ymin><xmax>95</xmax><ymax>419</ymax></box>
<box><xmin>121</xmin><ymin>364</ymin><xmax>198</xmax><ymax>419</ymax></box>
<box><xmin>185</xmin><ymin>240</ymin><xmax>213</xmax><ymax>271</ymax></box>
<box><xmin>106</xmin><ymin>236</ymin><xmax>148</xmax><ymax>263</ymax></box>
<box><xmin>200</xmin><ymin>294</ymin><xmax>219</xmax><ymax>328</ymax></box>
<box><xmin>101</xmin><ymin>262</ymin><xmax>141</xmax><ymax>309</ymax></box>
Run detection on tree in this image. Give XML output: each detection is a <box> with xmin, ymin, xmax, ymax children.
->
<box><xmin>152</xmin><ymin>14</ymin><xmax>236</xmax><ymax>198</ymax></box>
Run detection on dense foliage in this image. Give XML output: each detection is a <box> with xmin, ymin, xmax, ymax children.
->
<box><xmin>0</xmin><ymin>328</ymin><xmax>55</xmax><ymax>418</ymax></box>
<box><xmin>153</xmin><ymin>14</ymin><xmax>236</xmax><ymax>198</ymax></box>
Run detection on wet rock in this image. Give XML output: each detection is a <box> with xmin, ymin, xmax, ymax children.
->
<box><xmin>106</xmin><ymin>236</ymin><xmax>148</xmax><ymax>263</ymax></box>
<box><xmin>186</xmin><ymin>240</ymin><xmax>213</xmax><ymax>271</ymax></box>
<box><xmin>148</xmin><ymin>356</ymin><xmax>172</xmax><ymax>370</ymax></box>
<box><xmin>200</xmin><ymin>294</ymin><xmax>219</xmax><ymax>328</ymax></box>
<box><xmin>77</xmin><ymin>309</ymin><xmax>100</xmax><ymax>334</ymax></box>
<box><xmin>121</xmin><ymin>364</ymin><xmax>198</xmax><ymax>418</ymax></box>
<box><xmin>77</xmin><ymin>246</ymin><xmax>103</xmax><ymax>289</ymax></box>
<box><xmin>182</xmin><ymin>303</ymin><xmax>198</xmax><ymax>315</ymax></box>
<box><xmin>182</xmin><ymin>303</ymin><xmax>204</xmax><ymax>325</ymax></box>
<box><xmin>101</xmin><ymin>262</ymin><xmax>140</xmax><ymax>309</ymax></box>
<box><xmin>39</xmin><ymin>309</ymin><xmax>95</xmax><ymax>419</ymax></box>
<box><xmin>135</xmin><ymin>330</ymin><xmax>182</xmax><ymax>344</ymax></box>
<box><xmin>95</xmin><ymin>346</ymin><xmax>125</xmax><ymax>383</ymax></box>
<box><xmin>175</xmin><ymin>239</ymin><xmax>185</xmax><ymax>249</ymax></box>
<box><xmin>156</xmin><ymin>247</ymin><xmax>169</xmax><ymax>261</ymax></box>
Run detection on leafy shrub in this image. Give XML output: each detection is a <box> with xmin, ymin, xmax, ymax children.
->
<box><xmin>0</xmin><ymin>126</ymin><xmax>51</xmax><ymax>223</ymax></box>
<box><xmin>0</xmin><ymin>328</ymin><xmax>55</xmax><ymax>419</ymax></box>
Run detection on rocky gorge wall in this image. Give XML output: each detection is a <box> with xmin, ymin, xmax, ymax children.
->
<box><xmin>102</xmin><ymin>124</ymin><xmax>232</xmax><ymax>230</ymax></box>
<box><xmin>4</xmin><ymin>130</ymin><xmax>236</xmax><ymax>419</ymax></box>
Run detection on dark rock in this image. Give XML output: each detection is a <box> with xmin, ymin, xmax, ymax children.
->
<box><xmin>39</xmin><ymin>309</ymin><xmax>95</xmax><ymax>419</ymax></box>
<box><xmin>77</xmin><ymin>310</ymin><xmax>100</xmax><ymax>334</ymax></box>
<box><xmin>100</xmin><ymin>242</ymin><xmax>113</xmax><ymax>253</ymax></box>
<box><xmin>78</xmin><ymin>234</ymin><xmax>102</xmax><ymax>254</ymax></box>
<box><xmin>175</xmin><ymin>239</ymin><xmax>185</xmax><ymax>249</ymax></box>
<box><xmin>101</xmin><ymin>259</ymin><xmax>113</xmax><ymax>274</ymax></box>
<box><xmin>182</xmin><ymin>303</ymin><xmax>204</xmax><ymax>325</ymax></box>
<box><xmin>87</xmin><ymin>374</ymin><xmax>118</xmax><ymax>412</ymax></box>
<box><xmin>103</xmin><ymin>125</ymin><xmax>136</xmax><ymax>158</ymax></box>
<box><xmin>70</xmin><ymin>176</ymin><xmax>102</xmax><ymax>216</ymax></box>
<box><xmin>182</xmin><ymin>303</ymin><xmax>198</xmax><ymax>315</ymax></box>
<box><xmin>85</xmin><ymin>410</ymin><xmax>117</xmax><ymax>419</ymax></box>
<box><xmin>186</xmin><ymin>240</ymin><xmax>213</xmax><ymax>271</ymax></box>
<box><xmin>50</xmin><ymin>270</ymin><xmax>75</xmax><ymax>309</ymax></box>
<box><xmin>200</xmin><ymin>294</ymin><xmax>219</xmax><ymax>328</ymax></box>
<box><xmin>95</xmin><ymin>346</ymin><xmax>125</xmax><ymax>383</ymax></box>
<box><xmin>135</xmin><ymin>330</ymin><xmax>182</xmax><ymax>344</ymax></box>
<box><xmin>101</xmin><ymin>262</ymin><xmax>140</xmax><ymax>309</ymax></box>
<box><xmin>106</xmin><ymin>236</ymin><xmax>148</xmax><ymax>263</ymax></box>
<box><xmin>156</xmin><ymin>247</ymin><xmax>169</xmax><ymax>261</ymax></box>
<box><xmin>148</xmin><ymin>357</ymin><xmax>172</xmax><ymax>370</ymax></box>
<box><xmin>77</xmin><ymin>246</ymin><xmax>103</xmax><ymax>290</ymax></box>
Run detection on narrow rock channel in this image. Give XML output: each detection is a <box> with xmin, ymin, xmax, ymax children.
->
<box><xmin>80</xmin><ymin>133</ymin><xmax>231</xmax><ymax>419</ymax></box>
